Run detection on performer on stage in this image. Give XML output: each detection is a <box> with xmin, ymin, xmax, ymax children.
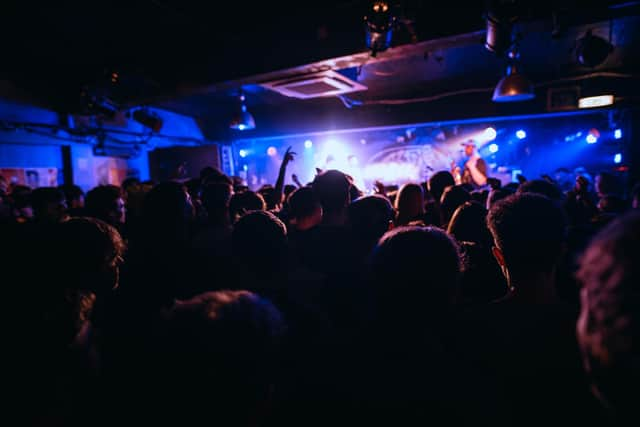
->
<box><xmin>451</xmin><ymin>140</ymin><xmax>487</xmax><ymax>188</ymax></box>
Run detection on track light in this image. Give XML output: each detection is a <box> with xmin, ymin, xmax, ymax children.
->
<box><xmin>364</xmin><ymin>1</ymin><xmax>395</xmax><ymax>56</ymax></box>
<box><xmin>131</xmin><ymin>109</ymin><xmax>163</xmax><ymax>132</ymax></box>
<box><xmin>229</xmin><ymin>94</ymin><xmax>255</xmax><ymax>131</ymax></box>
<box><xmin>576</xmin><ymin>30</ymin><xmax>613</xmax><ymax>68</ymax></box>
<box><xmin>484</xmin><ymin>0</ymin><xmax>519</xmax><ymax>56</ymax></box>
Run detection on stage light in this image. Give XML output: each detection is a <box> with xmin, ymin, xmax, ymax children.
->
<box><xmin>484</xmin><ymin>127</ymin><xmax>497</xmax><ymax>141</ymax></box>
<box><xmin>230</xmin><ymin>94</ymin><xmax>256</xmax><ymax>131</ymax></box>
<box><xmin>614</xmin><ymin>153</ymin><xmax>622</xmax><ymax>164</ymax></box>
<box><xmin>488</xmin><ymin>143</ymin><xmax>499</xmax><ymax>153</ymax></box>
<box><xmin>493</xmin><ymin>62</ymin><xmax>535</xmax><ymax>102</ymax></box>
<box><xmin>243</xmin><ymin>164</ymin><xmax>248</xmax><ymax>171</ymax></box>
<box><xmin>576</xmin><ymin>30</ymin><xmax>613</xmax><ymax>68</ymax></box>
<box><xmin>364</xmin><ymin>1</ymin><xmax>395</xmax><ymax>56</ymax></box>
<box><xmin>578</xmin><ymin>95</ymin><xmax>614</xmax><ymax>109</ymax></box>
<box><xmin>304</xmin><ymin>140</ymin><xmax>313</xmax><ymax>149</ymax></box>
<box><xmin>267</xmin><ymin>146</ymin><xmax>277</xmax><ymax>156</ymax></box>
<box><xmin>586</xmin><ymin>134</ymin><xmax>597</xmax><ymax>144</ymax></box>
<box><xmin>239</xmin><ymin>149</ymin><xmax>248</xmax><ymax>158</ymax></box>
<box><xmin>614</xmin><ymin>129</ymin><xmax>622</xmax><ymax>139</ymax></box>
<box><xmin>348</xmin><ymin>155</ymin><xmax>359</xmax><ymax>167</ymax></box>
<box><xmin>131</xmin><ymin>109</ymin><xmax>163</xmax><ymax>132</ymax></box>
<box><xmin>516</xmin><ymin>129</ymin><xmax>526</xmax><ymax>139</ymax></box>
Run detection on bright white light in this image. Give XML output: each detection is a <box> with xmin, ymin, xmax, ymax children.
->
<box><xmin>237</xmin><ymin>124</ymin><xmax>246</xmax><ymax>131</ymax></box>
<box><xmin>586</xmin><ymin>134</ymin><xmax>598</xmax><ymax>144</ymax></box>
<box><xmin>488</xmin><ymin>143</ymin><xmax>499</xmax><ymax>153</ymax></box>
<box><xmin>239</xmin><ymin>149</ymin><xmax>248</xmax><ymax>158</ymax></box>
<box><xmin>304</xmin><ymin>140</ymin><xmax>313</xmax><ymax>149</ymax></box>
<box><xmin>579</xmin><ymin>95</ymin><xmax>614</xmax><ymax>109</ymax></box>
<box><xmin>243</xmin><ymin>164</ymin><xmax>248</xmax><ymax>171</ymax></box>
<box><xmin>614</xmin><ymin>153</ymin><xmax>622</xmax><ymax>164</ymax></box>
<box><xmin>267</xmin><ymin>146</ymin><xmax>277</xmax><ymax>156</ymax></box>
<box><xmin>363</xmin><ymin>162</ymin><xmax>420</xmax><ymax>184</ymax></box>
<box><xmin>516</xmin><ymin>130</ymin><xmax>526</xmax><ymax>139</ymax></box>
<box><xmin>614</xmin><ymin>129</ymin><xmax>622</xmax><ymax>140</ymax></box>
<box><xmin>483</xmin><ymin>127</ymin><xmax>497</xmax><ymax>141</ymax></box>
<box><xmin>348</xmin><ymin>156</ymin><xmax>359</xmax><ymax>167</ymax></box>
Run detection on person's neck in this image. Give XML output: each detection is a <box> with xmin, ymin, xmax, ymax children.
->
<box><xmin>295</xmin><ymin>217</ymin><xmax>318</xmax><ymax>231</ymax></box>
<box><xmin>322</xmin><ymin>209</ymin><xmax>347</xmax><ymax>227</ymax></box>
<box><xmin>507</xmin><ymin>270</ymin><xmax>557</xmax><ymax>304</ymax></box>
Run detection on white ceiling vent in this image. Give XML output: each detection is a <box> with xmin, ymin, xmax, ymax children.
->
<box><xmin>260</xmin><ymin>70</ymin><xmax>367</xmax><ymax>99</ymax></box>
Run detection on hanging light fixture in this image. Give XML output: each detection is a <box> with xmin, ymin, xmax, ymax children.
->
<box><xmin>229</xmin><ymin>94</ymin><xmax>255</xmax><ymax>131</ymax></box>
<box><xmin>492</xmin><ymin>45</ymin><xmax>535</xmax><ymax>102</ymax></box>
<box><xmin>364</xmin><ymin>1</ymin><xmax>395</xmax><ymax>56</ymax></box>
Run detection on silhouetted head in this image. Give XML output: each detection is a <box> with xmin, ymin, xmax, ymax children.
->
<box><xmin>58</xmin><ymin>184</ymin><xmax>85</xmax><ymax>209</ymax></box>
<box><xmin>577</xmin><ymin>212</ymin><xmax>640</xmax><ymax>417</ymax></box>
<box><xmin>447</xmin><ymin>201</ymin><xmax>491</xmax><ymax>247</ymax></box>
<box><xmin>487</xmin><ymin>193</ymin><xmax>567</xmax><ymax>283</ymax></box>
<box><xmin>312</xmin><ymin>170</ymin><xmax>351</xmax><ymax>220</ymax></box>
<box><xmin>486</xmin><ymin>187</ymin><xmax>514</xmax><ymax>209</ymax></box>
<box><xmin>428</xmin><ymin>171</ymin><xmax>455</xmax><ymax>204</ymax></box>
<box><xmin>53</xmin><ymin>217</ymin><xmax>125</xmax><ymax>293</ymax></box>
<box><xmin>142</xmin><ymin>182</ymin><xmax>194</xmax><ymax>238</ymax></box>
<box><xmin>200</xmin><ymin>166</ymin><xmax>231</xmax><ymax>186</ymax></box>
<box><xmin>371</xmin><ymin>226</ymin><xmax>461</xmax><ymax>315</ymax></box>
<box><xmin>86</xmin><ymin>185</ymin><xmax>125</xmax><ymax>226</ymax></box>
<box><xmin>395</xmin><ymin>183</ymin><xmax>425</xmax><ymax>226</ymax></box>
<box><xmin>287</xmin><ymin>186</ymin><xmax>322</xmax><ymax>231</ymax></box>
<box><xmin>229</xmin><ymin>191</ymin><xmax>266</xmax><ymax>223</ymax></box>
<box><xmin>31</xmin><ymin>187</ymin><xmax>67</xmax><ymax>223</ymax></box>
<box><xmin>349</xmin><ymin>195</ymin><xmax>394</xmax><ymax>251</ymax></box>
<box><xmin>232</xmin><ymin>211</ymin><xmax>287</xmax><ymax>280</ymax></box>
<box><xmin>440</xmin><ymin>185</ymin><xmax>471</xmax><ymax>227</ymax></box>
<box><xmin>201</xmin><ymin>182</ymin><xmax>233</xmax><ymax>224</ymax></box>
<box><xmin>158</xmin><ymin>290</ymin><xmax>286</xmax><ymax>424</ymax></box>
<box><xmin>595</xmin><ymin>172</ymin><xmax>619</xmax><ymax>198</ymax></box>
<box><xmin>517</xmin><ymin>179</ymin><xmax>564</xmax><ymax>202</ymax></box>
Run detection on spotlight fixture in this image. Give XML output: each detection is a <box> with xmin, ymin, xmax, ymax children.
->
<box><xmin>614</xmin><ymin>153</ymin><xmax>622</xmax><ymax>164</ymax></box>
<box><xmin>364</xmin><ymin>1</ymin><xmax>395</xmax><ymax>56</ymax></box>
<box><xmin>131</xmin><ymin>109</ymin><xmax>163</xmax><ymax>132</ymax></box>
<box><xmin>267</xmin><ymin>146</ymin><xmax>277</xmax><ymax>156</ymax></box>
<box><xmin>576</xmin><ymin>30</ymin><xmax>613</xmax><ymax>68</ymax></box>
<box><xmin>229</xmin><ymin>94</ymin><xmax>256</xmax><ymax>131</ymax></box>
<box><xmin>304</xmin><ymin>140</ymin><xmax>313</xmax><ymax>149</ymax></box>
<box><xmin>239</xmin><ymin>149</ymin><xmax>248</xmax><ymax>158</ymax></box>
<box><xmin>614</xmin><ymin>129</ymin><xmax>622</xmax><ymax>140</ymax></box>
<box><xmin>484</xmin><ymin>0</ymin><xmax>520</xmax><ymax>55</ymax></box>
<box><xmin>492</xmin><ymin>56</ymin><xmax>535</xmax><ymax>102</ymax></box>
<box><xmin>488</xmin><ymin>143</ymin><xmax>499</xmax><ymax>153</ymax></box>
<box><xmin>516</xmin><ymin>129</ymin><xmax>526</xmax><ymax>139</ymax></box>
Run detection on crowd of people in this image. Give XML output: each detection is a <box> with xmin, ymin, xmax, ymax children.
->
<box><xmin>1</xmin><ymin>153</ymin><xmax>640</xmax><ymax>426</ymax></box>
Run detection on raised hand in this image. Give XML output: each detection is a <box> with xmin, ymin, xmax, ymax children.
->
<box><xmin>283</xmin><ymin>146</ymin><xmax>296</xmax><ymax>165</ymax></box>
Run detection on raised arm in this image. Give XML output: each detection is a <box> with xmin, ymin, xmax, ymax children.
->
<box><xmin>274</xmin><ymin>146</ymin><xmax>296</xmax><ymax>208</ymax></box>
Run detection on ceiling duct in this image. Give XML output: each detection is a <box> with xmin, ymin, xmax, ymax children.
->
<box><xmin>260</xmin><ymin>70</ymin><xmax>367</xmax><ymax>99</ymax></box>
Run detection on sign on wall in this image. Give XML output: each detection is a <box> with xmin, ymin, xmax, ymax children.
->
<box><xmin>0</xmin><ymin>168</ymin><xmax>58</xmax><ymax>188</ymax></box>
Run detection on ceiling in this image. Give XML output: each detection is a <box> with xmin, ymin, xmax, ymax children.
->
<box><xmin>1</xmin><ymin>0</ymin><xmax>639</xmax><ymax>140</ymax></box>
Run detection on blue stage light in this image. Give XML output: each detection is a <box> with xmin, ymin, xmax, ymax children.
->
<box><xmin>614</xmin><ymin>129</ymin><xmax>622</xmax><ymax>139</ymax></box>
<box><xmin>304</xmin><ymin>140</ymin><xmax>313</xmax><ymax>149</ymax></box>
<box><xmin>239</xmin><ymin>149</ymin><xmax>248</xmax><ymax>158</ymax></box>
<box><xmin>516</xmin><ymin>129</ymin><xmax>526</xmax><ymax>139</ymax></box>
<box><xmin>614</xmin><ymin>153</ymin><xmax>622</xmax><ymax>164</ymax></box>
<box><xmin>488</xmin><ymin>143</ymin><xmax>499</xmax><ymax>153</ymax></box>
<box><xmin>586</xmin><ymin>134</ymin><xmax>597</xmax><ymax>144</ymax></box>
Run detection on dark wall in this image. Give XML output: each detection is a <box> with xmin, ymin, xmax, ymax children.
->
<box><xmin>148</xmin><ymin>144</ymin><xmax>220</xmax><ymax>182</ymax></box>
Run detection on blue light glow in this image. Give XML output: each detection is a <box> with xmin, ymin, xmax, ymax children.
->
<box><xmin>488</xmin><ymin>143</ymin><xmax>499</xmax><ymax>153</ymax></box>
<box><xmin>243</xmin><ymin>164</ymin><xmax>248</xmax><ymax>171</ymax></box>
<box><xmin>614</xmin><ymin>129</ymin><xmax>622</xmax><ymax>139</ymax></box>
<box><xmin>239</xmin><ymin>149</ymin><xmax>248</xmax><ymax>158</ymax></box>
<box><xmin>237</xmin><ymin>124</ymin><xmax>246</xmax><ymax>131</ymax></box>
<box><xmin>267</xmin><ymin>146</ymin><xmax>277</xmax><ymax>156</ymax></box>
<box><xmin>586</xmin><ymin>134</ymin><xmax>598</xmax><ymax>144</ymax></box>
<box><xmin>304</xmin><ymin>139</ymin><xmax>313</xmax><ymax>149</ymax></box>
<box><xmin>516</xmin><ymin>129</ymin><xmax>526</xmax><ymax>139</ymax></box>
<box><xmin>614</xmin><ymin>153</ymin><xmax>622</xmax><ymax>164</ymax></box>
